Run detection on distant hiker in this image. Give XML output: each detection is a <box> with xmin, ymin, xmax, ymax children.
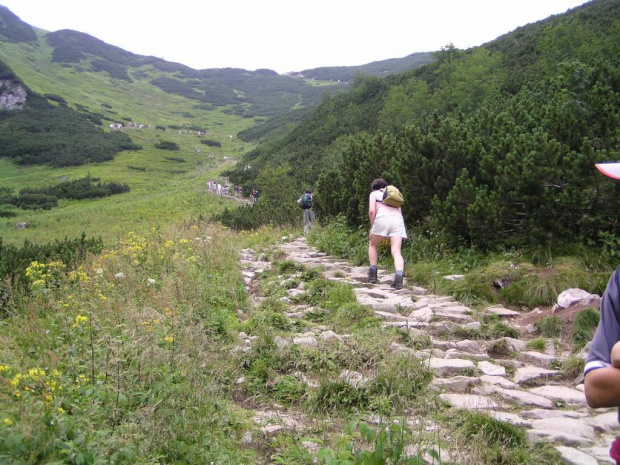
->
<box><xmin>252</xmin><ymin>189</ymin><xmax>259</xmax><ymax>203</ymax></box>
<box><xmin>297</xmin><ymin>189</ymin><xmax>314</xmax><ymax>234</ymax></box>
<box><xmin>367</xmin><ymin>178</ymin><xmax>406</xmax><ymax>289</ymax></box>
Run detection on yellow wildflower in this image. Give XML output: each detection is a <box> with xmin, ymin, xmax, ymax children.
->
<box><xmin>10</xmin><ymin>373</ymin><xmax>23</xmax><ymax>387</ymax></box>
<box><xmin>72</xmin><ymin>315</ymin><xmax>88</xmax><ymax>329</ymax></box>
<box><xmin>3</xmin><ymin>418</ymin><xmax>13</xmax><ymax>426</ymax></box>
<box><xmin>0</xmin><ymin>365</ymin><xmax>10</xmax><ymax>374</ymax></box>
<box><xmin>28</xmin><ymin>368</ymin><xmax>45</xmax><ymax>381</ymax></box>
<box><xmin>164</xmin><ymin>336</ymin><xmax>174</xmax><ymax>343</ymax></box>
<box><xmin>57</xmin><ymin>407</ymin><xmax>65</xmax><ymax>414</ymax></box>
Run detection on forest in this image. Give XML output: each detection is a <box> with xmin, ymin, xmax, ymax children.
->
<box><xmin>226</xmin><ymin>0</ymin><xmax>620</xmax><ymax>251</ymax></box>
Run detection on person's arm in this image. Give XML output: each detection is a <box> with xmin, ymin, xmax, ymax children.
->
<box><xmin>368</xmin><ymin>192</ymin><xmax>377</xmax><ymax>228</ymax></box>
<box><xmin>584</xmin><ymin>268</ymin><xmax>620</xmax><ymax>408</ymax></box>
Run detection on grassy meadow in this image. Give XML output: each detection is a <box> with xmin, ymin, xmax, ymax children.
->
<box><xmin>0</xmin><ymin>29</ymin><xmax>263</xmax><ymax>246</ymax></box>
<box><xmin>0</xmin><ymin>125</ymin><xmax>253</xmax><ymax>245</ymax></box>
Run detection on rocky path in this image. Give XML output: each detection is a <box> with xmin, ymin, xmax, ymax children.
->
<box><xmin>239</xmin><ymin>236</ymin><xmax>619</xmax><ymax>464</ymax></box>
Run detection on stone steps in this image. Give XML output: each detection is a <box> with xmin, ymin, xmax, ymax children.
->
<box><xmin>239</xmin><ymin>237</ymin><xmax>618</xmax><ymax>464</ymax></box>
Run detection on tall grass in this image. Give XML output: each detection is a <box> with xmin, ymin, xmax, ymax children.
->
<box><xmin>0</xmin><ymin>222</ymin><xmax>255</xmax><ymax>463</ymax></box>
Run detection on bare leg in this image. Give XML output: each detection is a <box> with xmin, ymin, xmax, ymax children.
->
<box><xmin>368</xmin><ymin>234</ymin><xmax>384</xmax><ymax>266</ymax></box>
<box><xmin>389</xmin><ymin>236</ymin><xmax>404</xmax><ymax>270</ymax></box>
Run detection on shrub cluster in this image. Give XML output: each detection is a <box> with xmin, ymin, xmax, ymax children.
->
<box><xmin>2</xmin><ymin>177</ymin><xmax>130</xmax><ymax>211</ymax></box>
<box><xmin>154</xmin><ymin>141</ymin><xmax>179</xmax><ymax>151</ymax></box>
<box><xmin>200</xmin><ymin>139</ymin><xmax>221</xmax><ymax>147</ymax></box>
<box><xmin>0</xmin><ymin>90</ymin><xmax>140</xmax><ymax>167</ymax></box>
<box><xmin>0</xmin><ymin>232</ymin><xmax>104</xmax><ymax>301</ymax></box>
<box><xmin>214</xmin><ymin>201</ymin><xmax>299</xmax><ymax>230</ymax></box>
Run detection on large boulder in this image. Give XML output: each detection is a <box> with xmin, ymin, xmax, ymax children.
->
<box><xmin>552</xmin><ymin>288</ymin><xmax>600</xmax><ymax>313</ymax></box>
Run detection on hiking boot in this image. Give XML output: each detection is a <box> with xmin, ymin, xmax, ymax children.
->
<box><xmin>367</xmin><ymin>268</ymin><xmax>378</xmax><ymax>284</ymax></box>
<box><xmin>391</xmin><ymin>274</ymin><xmax>404</xmax><ymax>290</ymax></box>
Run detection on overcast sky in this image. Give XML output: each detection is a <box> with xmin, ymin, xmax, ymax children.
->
<box><xmin>1</xmin><ymin>0</ymin><xmax>589</xmax><ymax>74</ymax></box>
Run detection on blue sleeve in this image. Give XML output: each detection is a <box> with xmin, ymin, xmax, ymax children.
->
<box><xmin>585</xmin><ymin>267</ymin><xmax>620</xmax><ymax>374</ymax></box>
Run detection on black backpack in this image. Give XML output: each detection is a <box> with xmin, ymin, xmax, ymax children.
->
<box><xmin>299</xmin><ymin>193</ymin><xmax>313</xmax><ymax>209</ymax></box>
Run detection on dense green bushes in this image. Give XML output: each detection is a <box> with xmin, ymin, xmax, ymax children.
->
<box><xmin>155</xmin><ymin>140</ymin><xmax>179</xmax><ymax>150</ymax></box>
<box><xmin>214</xmin><ymin>200</ymin><xmax>299</xmax><ymax>230</ymax></box>
<box><xmin>0</xmin><ymin>84</ymin><xmax>140</xmax><ymax>166</ymax></box>
<box><xmin>200</xmin><ymin>139</ymin><xmax>221</xmax><ymax>147</ymax></box>
<box><xmin>228</xmin><ymin>0</ymin><xmax>620</xmax><ymax>252</ymax></box>
<box><xmin>0</xmin><ymin>233</ymin><xmax>104</xmax><ymax>303</ymax></box>
<box><xmin>1</xmin><ymin>177</ymin><xmax>130</xmax><ymax>210</ymax></box>
<box><xmin>317</xmin><ymin>59</ymin><xmax>620</xmax><ymax>250</ymax></box>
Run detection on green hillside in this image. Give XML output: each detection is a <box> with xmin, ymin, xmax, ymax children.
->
<box><xmin>297</xmin><ymin>52</ymin><xmax>435</xmax><ymax>82</ymax></box>
<box><xmin>2</xmin><ymin>3</ymin><xmax>620</xmax><ymax>464</ymax></box>
<box><xmin>226</xmin><ymin>0</ymin><xmax>620</xmax><ymax>252</ymax></box>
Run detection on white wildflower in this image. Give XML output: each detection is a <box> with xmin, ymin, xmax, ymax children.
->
<box><xmin>114</xmin><ymin>272</ymin><xmax>125</xmax><ymax>279</ymax></box>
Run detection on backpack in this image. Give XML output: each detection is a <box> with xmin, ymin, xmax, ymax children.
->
<box><xmin>382</xmin><ymin>185</ymin><xmax>404</xmax><ymax>207</ymax></box>
<box><xmin>299</xmin><ymin>193</ymin><xmax>313</xmax><ymax>209</ymax></box>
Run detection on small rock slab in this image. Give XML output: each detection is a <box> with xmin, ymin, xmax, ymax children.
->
<box><xmin>528</xmin><ymin>385</ymin><xmax>585</xmax><ymax>407</ymax></box>
<box><xmin>488</xmin><ymin>411</ymin><xmax>532</xmax><ymax>428</ymax></box>
<box><xmin>292</xmin><ymin>336</ymin><xmax>318</xmax><ymax>347</ymax></box>
<box><xmin>440</xmin><ymin>393</ymin><xmax>499</xmax><ymax>409</ymax></box>
<box><xmin>520</xmin><ymin>409</ymin><xmax>590</xmax><ymax>420</ymax></box>
<box><xmin>513</xmin><ymin>366</ymin><xmax>559</xmax><ymax>384</ymax></box>
<box><xmin>428</xmin><ymin>358</ymin><xmax>476</xmax><ymax>376</ymax></box>
<box><xmin>430</xmin><ymin>376</ymin><xmax>480</xmax><ymax>393</ymax></box>
<box><xmin>444</xmin><ymin>349</ymin><xmax>489</xmax><ymax>361</ymax></box>
<box><xmin>480</xmin><ymin>375</ymin><xmax>517</xmax><ymax>389</ymax></box>
<box><xmin>518</xmin><ymin>351</ymin><xmax>555</xmax><ymax>369</ymax></box>
<box><xmin>555</xmin><ymin>446</ymin><xmax>599</xmax><ymax>465</ymax></box>
<box><xmin>585</xmin><ymin>411</ymin><xmax>620</xmax><ymax>433</ymax></box>
<box><xmin>475</xmin><ymin>385</ymin><xmax>553</xmax><ymax>408</ymax></box>
<box><xmin>477</xmin><ymin>361</ymin><xmax>506</xmax><ymax>376</ymax></box>
<box><xmin>486</xmin><ymin>305</ymin><xmax>520</xmax><ymax>317</ymax></box>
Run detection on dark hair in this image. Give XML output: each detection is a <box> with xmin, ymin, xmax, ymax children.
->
<box><xmin>370</xmin><ymin>178</ymin><xmax>388</xmax><ymax>191</ymax></box>
<box><xmin>305</xmin><ymin>189</ymin><xmax>312</xmax><ymax>194</ymax></box>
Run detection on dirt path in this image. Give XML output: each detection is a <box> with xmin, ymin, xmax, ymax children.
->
<box><xmin>239</xmin><ymin>236</ymin><xmax>617</xmax><ymax>464</ymax></box>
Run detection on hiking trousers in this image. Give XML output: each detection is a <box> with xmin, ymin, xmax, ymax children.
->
<box><xmin>303</xmin><ymin>209</ymin><xmax>314</xmax><ymax>234</ymax></box>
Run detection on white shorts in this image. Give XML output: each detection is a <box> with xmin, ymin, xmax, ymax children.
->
<box><xmin>371</xmin><ymin>216</ymin><xmax>407</xmax><ymax>239</ymax></box>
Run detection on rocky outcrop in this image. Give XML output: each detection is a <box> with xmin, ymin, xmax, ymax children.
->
<box><xmin>0</xmin><ymin>80</ymin><xmax>27</xmax><ymax>110</ymax></box>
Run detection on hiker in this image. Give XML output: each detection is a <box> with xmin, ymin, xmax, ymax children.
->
<box><xmin>297</xmin><ymin>189</ymin><xmax>314</xmax><ymax>234</ymax></box>
<box><xmin>584</xmin><ymin>163</ymin><xmax>620</xmax><ymax>464</ymax></box>
<box><xmin>367</xmin><ymin>178</ymin><xmax>406</xmax><ymax>290</ymax></box>
<box><xmin>252</xmin><ymin>189</ymin><xmax>259</xmax><ymax>203</ymax></box>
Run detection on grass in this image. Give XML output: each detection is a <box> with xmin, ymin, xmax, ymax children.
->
<box><xmin>536</xmin><ymin>315</ymin><xmax>563</xmax><ymax>338</ymax></box>
<box><xmin>571</xmin><ymin>307</ymin><xmax>600</xmax><ymax>351</ymax></box>
<box><xmin>0</xmin><ymin>222</ymin><xmax>255</xmax><ymax>463</ymax></box>
<box><xmin>0</xmin><ymin>33</ymin><xmax>260</xmax><ymax>248</ymax></box>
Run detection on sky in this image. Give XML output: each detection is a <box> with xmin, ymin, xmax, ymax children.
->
<box><xmin>1</xmin><ymin>0</ymin><xmax>590</xmax><ymax>74</ymax></box>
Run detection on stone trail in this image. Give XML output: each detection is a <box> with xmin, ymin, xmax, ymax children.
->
<box><xmin>239</xmin><ymin>236</ymin><xmax>618</xmax><ymax>464</ymax></box>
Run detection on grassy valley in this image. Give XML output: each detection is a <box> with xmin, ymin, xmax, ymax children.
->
<box><xmin>2</xmin><ymin>1</ymin><xmax>620</xmax><ymax>464</ymax></box>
